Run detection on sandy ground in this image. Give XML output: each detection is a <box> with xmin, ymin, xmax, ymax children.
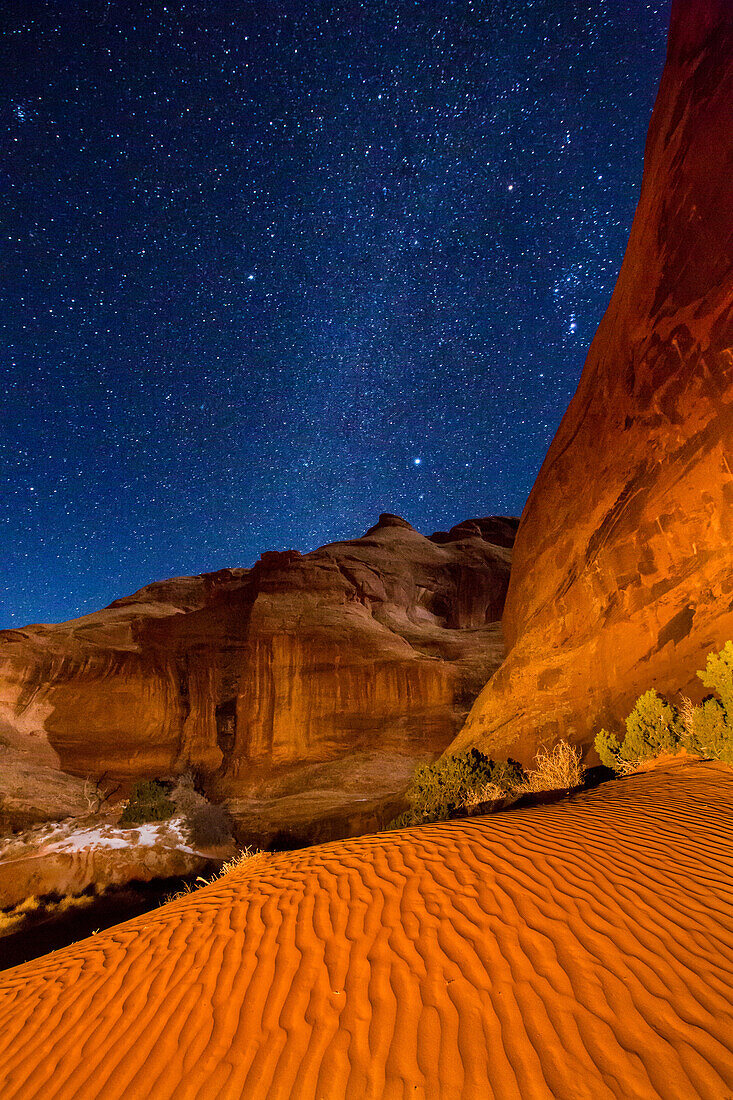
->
<box><xmin>0</xmin><ymin>759</ymin><xmax>730</xmax><ymax>1099</ymax></box>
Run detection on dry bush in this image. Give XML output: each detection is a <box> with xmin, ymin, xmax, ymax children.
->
<box><xmin>461</xmin><ymin>781</ymin><xmax>506</xmax><ymax>808</ymax></box>
<box><xmin>162</xmin><ymin>877</ymin><xmax>211</xmax><ymax>904</ymax></box>
<box><xmin>678</xmin><ymin>695</ymin><xmax>696</xmax><ymax>743</ymax></box>
<box><xmin>15</xmin><ymin>895</ymin><xmax>40</xmax><ymax>914</ymax></box>
<box><xmin>171</xmin><ymin>774</ymin><xmax>234</xmax><ymax>849</ymax></box>
<box><xmin>0</xmin><ymin>896</ymin><xmax>40</xmax><ymax>937</ymax></box>
<box><xmin>185</xmin><ymin>801</ymin><xmax>233</xmax><ymax>848</ymax></box>
<box><xmin>56</xmin><ymin>894</ymin><xmax>94</xmax><ymax>915</ymax></box>
<box><xmin>162</xmin><ymin>847</ymin><xmax>264</xmax><ymax>905</ymax></box>
<box><xmin>457</xmin><ymin>741</ymin><xmax>585</xmax><ymax>815</ymax></box>
<box><xmin>83</xmin><ymin>777</ymin><xmax>102</xmax><ymax>814</ymax></box>
<box><xmin>215</xmin><ymin>846</ymin><xmax>264</xmax><ymax>878</ymax></box>
<box><xmin>171</xmin><ymin>783</ymin><xmax>201</xmax><ymax>820</ymax></box>
<box><xmin>515</xmin><ymin>741</ymin><xmax>585</xmax><ymax>794</ymax></box>
<box><xmin>0</xmin><ymin>893</ymin><xmax>95</xmax><ymax>938</ymax></box>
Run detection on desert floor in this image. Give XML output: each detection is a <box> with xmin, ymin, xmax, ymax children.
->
<box><xmin>0</xmin><ymin>758</ymin><xmax>731</xmax><ymax>1099</ymax></box>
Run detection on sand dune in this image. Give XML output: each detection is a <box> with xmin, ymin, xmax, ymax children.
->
<box><xmin>0</xmin><ymin>760</ymin><xmax>731</xmax><ymax>1099</ymax></box>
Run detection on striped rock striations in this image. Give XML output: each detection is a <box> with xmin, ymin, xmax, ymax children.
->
<box><xmin>0</xmin><ymin>515</ymin><xmax>516</xmax><ymax>830</ymax></box>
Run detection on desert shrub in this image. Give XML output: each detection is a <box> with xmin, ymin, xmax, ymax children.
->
<box><xmin>594</xmin><ymin>690</ymin><xmax>683</xmax><ymax>773</ymax></box>
<box><xmin>698</xmin><ymin>640</ymin><xmax>733</xmax><ymax>714</ymax></box>
<box><xmin>595</xmin><ymin>727</ymin><xmax>624</xmax><ymax>771</ymax></box>
<box><xmin>622</xmin><ymin>690</ymin><xmax>683</xmax><ymax>762</ymax></box>
<box><xmin>216</xmin><ymin>846</ymin><xmax>264</xmax><ymax>877</ymax></box>
<box><xmin>119</xmin><ymin>780</ymin><xmax>175</xmax><ymax>826</ymax></box>
<box><xmin>170</xmin><ymin>773</ymin><xmax>233</xmax><ymax>848</ymax></box>
<box><xmin>390</xmin><ymin>749</ymin><xmax>524</xmax><ymax>828</ymax></box>
<box><xmin>589</xmin><ymin>686</ymin><xmax>682</xmax><ymax>774</ymax></box>
<box><xmin>514</xmin><ymin>740</ymin><xmax>585</xmax><ymax>793</ymax></box>
<box><xmin>0</xmin><ymin>910</ymin><xmax>25</xmax><ymax>937</ymax></box>
<box><xmin>162</xmin><ymin>847</ymin><xmax>264</xmax><ymax>904</ymax></box>
<box><xmin>461</xmin><ymin>780</ymin><xmax>506</xmax><ymax>809</ymax></box>
<box><xmin>171</xmin><ymin>783</ymin><xmax>201</xmax><ymax>820</ymax></box>
<box><xmin>685</xmin><ymin>697</ymin><xmax>733</xmax><ymax>763</ymax></box>
<box><xmin>185</xmin><ymin>801</ymin><xmax>233</xmax><ymax>848</ymax></box>
<box><xmin>594</xmin><ymin>642</ymin><xmax>733</xmax><ymax>771</ymax></box>
<box><xmin>489</xmin><ymin>757</ymin><xmax>525</xmax><ymax>791</ymax></box>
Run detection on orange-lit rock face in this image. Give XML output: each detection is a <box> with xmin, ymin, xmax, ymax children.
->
<box><xmin>453</xmin><ymin>1</ymin><xmax>733</xmax><ymax>764</ymax></box>
<box><xmin>0</xmin><ymin>515</ymin><xmax>515</xmax><ymax>808</ymax></box>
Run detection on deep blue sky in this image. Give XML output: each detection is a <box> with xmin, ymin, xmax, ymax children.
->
<box><xmin>1</xmin><ymin>0</ymin><xmax>672</xmax><ymax>627</ymax></box>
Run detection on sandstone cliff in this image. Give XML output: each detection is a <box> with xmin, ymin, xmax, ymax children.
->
<box><xmin>452</xmin><ymin>0</ymin><xmax>733</xmax><ymax>763</ymax></box>
<box><xmin>0</xmin><ymin>514</ymin><xmax>516</xmax><ymax>832</ymax></box>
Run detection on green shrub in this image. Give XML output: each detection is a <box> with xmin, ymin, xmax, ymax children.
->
<box><xmin>697</xmin><ymin>640</ymin><xmax>733</xmax><ymax>716</ymax></box>
<box><xmin>594</xmin><ymin>641</ymin><xmax>733</xmax><ymax>771</ymax></box>
<box><xmin>620</xmin><ymin>689</ymin><xmax>683</xmax><ymax>764</ymax></box>
<box><xmin>390</xmin><ymin>749</ymin><xmax>524</xmax><ymax>828</ymax></box>
<box><xmin>120</xmin><ymin>780</ymin><xmax>175</xmax><ymax>826</ymax></box>
<box><xmin>595</xmin><ymin>728</ymin><xmax>623</xmax><ymax>770</ymax></box>
<box><xmin>685</xmin><ymin>696</ymin><xmax>733</xmax><ymax>763</ymax></box>
<box><xmin>594</xmin><ymin>689</ymin><xmax>683</xmax><ymax>772</ymax></box>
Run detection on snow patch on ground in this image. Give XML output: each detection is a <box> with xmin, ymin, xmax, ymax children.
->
<box><xmin>43</xmin><ymin>817</ymin><xmax>201</xmax><ymax>856</ymax></box>
<box><xmin>46</xmin><ymin>828</ymin><xmax>129</xmax><ymax>852</ymax></box>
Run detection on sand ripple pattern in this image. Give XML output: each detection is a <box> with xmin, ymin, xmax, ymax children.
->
<box><xmin>0</xmin><ymin>761</ymin><xmax>731</xmax><ymax>1099</ymax></box>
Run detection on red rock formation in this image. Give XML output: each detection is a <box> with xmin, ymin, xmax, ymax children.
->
<box><xmin>0</xmin><ymin>515</ymin><xmax>516</xmax><ymax>829</ymax></box>
<box><xmin>452</xmin><ymin>0</ymin><xmax>733</xmax><ymax>763</ymax></box>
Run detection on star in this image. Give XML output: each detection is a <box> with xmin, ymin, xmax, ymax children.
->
<box><xmin>0</xmin><ymin>1</ymin><xmax>672</xmax><ymax>626</ymax></box>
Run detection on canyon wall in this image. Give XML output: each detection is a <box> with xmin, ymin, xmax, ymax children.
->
<box><xmin>452</xmin><ymin>0</ymin><xmax>733</xmax><ymax>763</ymax></box>
<box><xmin>0</xmin><ymin>514</ymin><xmax>515</xmax><ymax>826</ymax></box>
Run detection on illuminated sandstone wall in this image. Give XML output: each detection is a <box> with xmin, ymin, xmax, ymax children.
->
<box><xmin>452</xmin><ymin>0</ymin><xmax>733</xmax><ymax>762</ymax></box>
<box><xmin>0</xmin><ymin>516</ymin><xmax>514</xmax><ymax>784</ymax></box>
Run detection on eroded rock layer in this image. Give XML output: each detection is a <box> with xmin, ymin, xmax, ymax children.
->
<box><xmin>0</xmin><ymin>515</ymin><xmax>515</xmax><ymax>826</ymax></box>
<box><xmin>453</xmin><ymin>0</ymin><xmax>733</xmax><ymax>763</ymax></box>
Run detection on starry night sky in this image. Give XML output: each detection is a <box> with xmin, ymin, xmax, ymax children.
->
<box><xmin>1</xmin><ymin>0</ymin><xmax>672</xmax><ymax>628</ymax></box>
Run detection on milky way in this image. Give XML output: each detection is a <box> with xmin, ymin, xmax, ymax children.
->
<box><xmin>1</xmin><ymin>0</ymin><xmax>672</xmax><ymax>626</ymax></box>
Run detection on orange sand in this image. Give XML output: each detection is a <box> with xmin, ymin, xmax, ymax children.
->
<box><xmin>0</xmin><ymin>760</ymin><xmax>731</xmax><ymax>1099</ymax></box>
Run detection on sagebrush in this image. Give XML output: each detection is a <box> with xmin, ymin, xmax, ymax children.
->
<box><xmin>390</xmin><ymin>749</ymin><xmax>524</xmax><ymax>828</ymax></box>
<box><xmin>391</xmin><ymin>740</ymin><xmax>586</xmax><ymax>829</ymax></box>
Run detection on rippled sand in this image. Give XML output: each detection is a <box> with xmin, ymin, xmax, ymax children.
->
<box><xmin>0</xmin><ymin>760</ymin><xmax>731</xmax><ymax>1099</ymax></box>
